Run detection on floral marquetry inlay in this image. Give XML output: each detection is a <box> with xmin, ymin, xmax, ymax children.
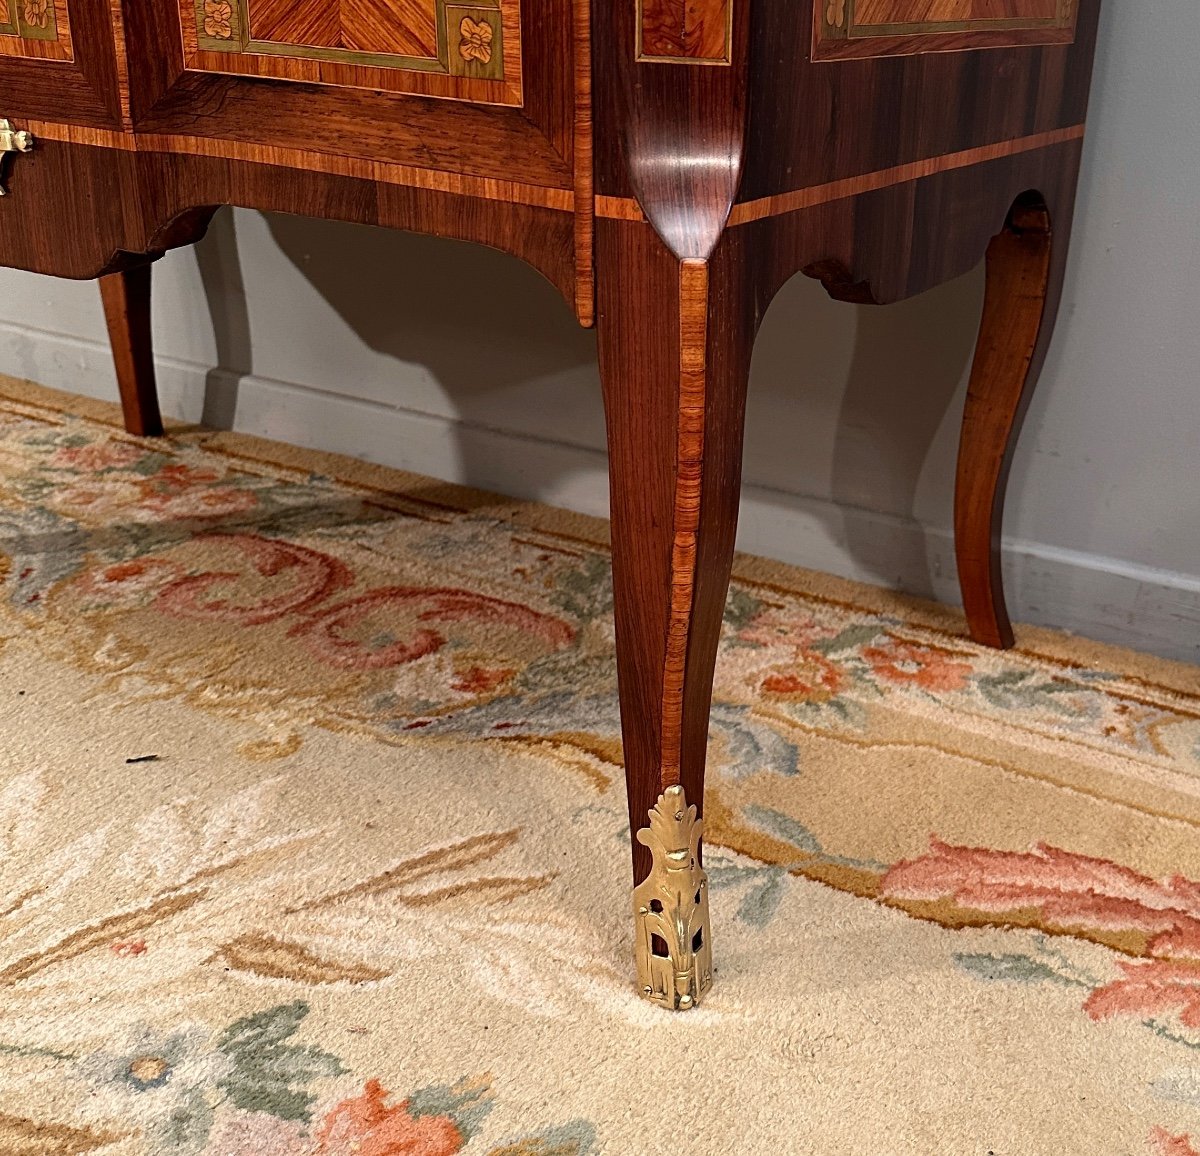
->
<box><xmin>458</xmin><ymin>15</ymin><xmax>493</xmax><ymax>65</ymax></box>
<box><xmin>202</xmin><ymin>0</ymin><xmax>233</xmax><ymax>39</ymax></box>
<box><xmin>21</xmin><ymin>0</ymin><xmax>50</xmax><ymax>29</ymax></box>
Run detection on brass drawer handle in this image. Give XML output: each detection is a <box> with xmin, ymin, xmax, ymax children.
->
<box><xmin>0</xmin><ymin>119</ymin><xmax>34</xmax><ymax>197</ymax></box>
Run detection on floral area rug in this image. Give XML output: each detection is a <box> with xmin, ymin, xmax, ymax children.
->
<box><xmin>1</xmin><ymin>376</ymin><xmax>1200</xmax><ymax>1156</ymax></box>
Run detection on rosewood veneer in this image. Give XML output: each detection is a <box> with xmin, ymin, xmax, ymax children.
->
<box><xmin>0</xmin><ymin>0</ymin><xmax>1100</xmax><ymax>1008</ymax></box>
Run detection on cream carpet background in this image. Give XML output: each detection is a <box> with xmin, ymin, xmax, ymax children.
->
<box><xmin>1</xmin><ymin>377</ymin><xmax>1199</xmax><ymax>1155</ymax></box>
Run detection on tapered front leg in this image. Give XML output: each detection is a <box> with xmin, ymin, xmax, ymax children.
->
<box><xmin>955</xmin><ymin>193</ymin><xmax>1069</xmax><ymax>648</ymax></box>
<box><xmin>597</xmin><ymin>219</ymin><xmax>756</xmax><ymax>1008</ymax></box>
<box><xmin>99</xmin><ymin>264</ymin><xmax>164</xmax><ymax>437</ymax></box>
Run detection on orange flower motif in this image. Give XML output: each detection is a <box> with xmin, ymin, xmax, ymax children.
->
<box><xmin>759</xmin><ymin>651</ymin><xmax>846</xmax><ymax>704</ymax></box>
<box><xmin>451</xmin><ymin>665</ymin><xmax>516</xmax><ymax>694</ymax></box>
<box><xmin>862</xmin><ymin>637</ymin><xmax>973</xmax><ymax>692</ymax></box>
<box><xmin>316</xmin><ymin>1079</ymin><xmax>462</xmax><ymax>1156</ymax></box>
<box><xmin>458</xmin><ymin>16</ymin><xmax>493</xmax><ymax>65</ymax></box>
<box><xmin>203</xmin><ymin>0</ymin><xmax>233</xmax><ymax>39</ymax></box>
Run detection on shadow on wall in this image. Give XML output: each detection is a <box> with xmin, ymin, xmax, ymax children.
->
<box><xmin>749</xmin><ymin>260</ymin><xmax>983</xmax><ymax>599</ymax></box>
<box><xmin>193</xmin><ymin>207</ymin><xmax>984</xmax><ymax>604</ymax></box>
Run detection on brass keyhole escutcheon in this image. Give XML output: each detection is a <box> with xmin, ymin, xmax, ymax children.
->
<box><xmin>0</xmin><ymin>119</ymin><xmax>35</xmax><ymax>197</ymax></box>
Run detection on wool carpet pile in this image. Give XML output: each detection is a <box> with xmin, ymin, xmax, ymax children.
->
<box><xmin>1</xmin><ymin>377</ymin><xmax>1199</xmax><ymax>1155</ymax></box>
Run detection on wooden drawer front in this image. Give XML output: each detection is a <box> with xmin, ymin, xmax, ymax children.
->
<box><xmin>183</xmin><ymin>0</ymin><xmax>521</xmax><ymax>104</ymax></box>
<box><xmin>124</xmin><ymin>0</ymin><xmax>572</xmax><ymax>192</ymax></box>
<box><xmin>815</xmin><ymin>0</ymin><xmax>1078</xmax><ymax>60</ymax></box>
<box><xmin>0</xmin><ymin>0</ymin><xmax>120</xmax><ymax>126</ymax></box>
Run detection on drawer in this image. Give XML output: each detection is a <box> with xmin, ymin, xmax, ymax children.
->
<box><xmin>121</xmin><ymin>0</ymin><xmax>576</xmax><ymax>190</ymax></box>
<box><xmin>0</xmin><ymin>0</ymin><xmax>123</xmax><ymax>128</ymax></box>
<box><xmin>185</xmin><ymin>0</ymin><xmax>521</xmax><ymax>104</ymax></box>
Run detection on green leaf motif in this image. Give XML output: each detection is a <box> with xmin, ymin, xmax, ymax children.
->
<box><xmin>953</xmin><ymin>952</ymin><xmax>1065</xmax><ymax>985</ymax></box>
<box><xmin>722</xmin><ymin>586</ymin><xmax>762</xmax><ymax>632</ymax></box>
<box><xmin>736</xmin><ymin>872</ymin><xmax>788</xmax><ymax>928</ymax></box>
<box><xmin>216</xmin><ymin>1001</ymin><xmax>346</xmax><ymax>1123</ymax></box>
<box><xmin>551</xmin><ymin>554</ymin><xmax>613</xmax><ymax>621</ymax></box>
<box><xmin>743</xmin><ymin>805</ymin><xmax>823</xmax><ymax>855</ymax></box>
<box><xmin>408</xmin><ymin>1075</ymin><xmax>494</xmax><ymax>1140</ymax></box>
<box><xmin>147</xmin><ymin>1084</ymin><xmax>214</xmax><ymax>1156</ymax></box>
<box><xmin>811</xmin><ymin>623</ymin><xmax>886</xmax><ymax>656</ymax></box>
<box><xmin>130</xmin><ymin>452</ymin><xmax>171</xmax><ymax>477</ymax></box>
<box><xmin>974</xmin><ymin>670</ymin><xmax>1086</xmax><ymax>716</ymax></box>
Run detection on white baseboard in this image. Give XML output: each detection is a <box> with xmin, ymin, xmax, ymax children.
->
<box><xmin>1</xmin><ymin>320</ymin><xmax>1196</xmax><ymax>665</ymax></box>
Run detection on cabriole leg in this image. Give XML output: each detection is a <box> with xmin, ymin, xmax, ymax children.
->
<box><xmin>955</xmin><ymin>193</ymin><xmax>1068</xmax><ymax>649</ymax></box>
<box><xmin>99</xmin><ymin>263</ymin><xmax>163</xmax><ymax>438</ymax></box>
<box><xmin>597</xmin><ymin>219</ymin><xmax>755</xmax><ymax>1009</ymax></box>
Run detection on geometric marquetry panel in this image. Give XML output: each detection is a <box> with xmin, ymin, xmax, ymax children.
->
<box><xmin>187</xmin><ymin>0</ymin><xmax>514</xmax><ymax>90</ymax></box>
<box><xmin>0</xmin><ymin>0</ymin><xmax>73</xmax><ymax>61</ymax></box>
<box><xmin>815</xmin><ymin>0</ymin><xmax>1078</xmax><ymax>60</ymax></box>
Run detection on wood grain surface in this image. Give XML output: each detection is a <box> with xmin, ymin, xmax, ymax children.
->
<box><xmin>99</xmin><ymin>263</ymin><xmax>164</xmax><ymax>436</ymax></box>
<box><xmin>638</xmin><ymin>0</ymin><xmax>730</xmax><ymax>62</ymax></box>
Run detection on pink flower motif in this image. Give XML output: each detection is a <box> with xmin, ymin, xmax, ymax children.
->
<box><xmin>52</xmin><ymin>441</ymin><xmax>144</xmax><ymax>471</ymax></box>
<box><xmin>138</xmin><ymin>485</ymin><xmax>259</xmax><ymax>521</ymax></box>
<box><xmin>155</xmin><ymin>534</ymin><xmax>353</xmax><ymax>626</ymax></box>
<box><xmin>863</xmin><ymin>638</ymin><xmax>973</xmax><ymax>692</ymax></box>
<box><xmin>735</xmin><ymin>608</ymin><xmax>828</xmax><ymax>650</ymax></box>
<box><xmin>205</xmin><ymin>1109</ymin><xmax>313</xmax><ymax>1154</ymax></box>
<box><xmin>1151</xmin><ymin>1127</ymin><xmax>1200</xmax><ymax>1156</ymax></box>
<box><xmin>146</xmin><ymin>463</ymin><xmax>221</xmax><ymax>489</ymax></box>
<box><xmin>881</xmin><ymin>838</ymin><xmax>1200</xmax><ymax>956</ymax></box>
<box><xmin>1086</xmin><ymin>959</ymin><xmax>1200</xmax><ymax>1026</ymax></box>
<box><xmin>111</xmin><ymin>940</ymin><xmax>147</xmax><ymax>956</ymax></box>
<box><xmin>316</xmin><ymin>1079</ymin><xmax>462</xmax><ymax>1156</ymax></box>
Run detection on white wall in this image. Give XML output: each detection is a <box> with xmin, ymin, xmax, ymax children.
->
<box><xmin>0</xmin><ymin>2</ymin><xmax>1197</xmax><ymax>663</ymax></box>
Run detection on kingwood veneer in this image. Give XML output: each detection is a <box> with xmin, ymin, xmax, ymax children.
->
<box><xmin>0</xmin><ymin>0</ymin><xmax>1100</xmax><ymax>1009</ymax></box>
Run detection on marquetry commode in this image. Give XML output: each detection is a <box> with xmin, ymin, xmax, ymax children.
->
<box><xmin>0</xmin><ymin>0</ymin><xmax>1099</xmax><ymax>1009</ymax></box>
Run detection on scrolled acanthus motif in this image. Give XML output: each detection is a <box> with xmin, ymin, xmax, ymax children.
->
<box><xmin>632</xmin><ymin>785</ymin><xmax>714</xmax><ymax>1010</ymax></box>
